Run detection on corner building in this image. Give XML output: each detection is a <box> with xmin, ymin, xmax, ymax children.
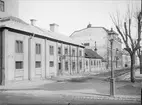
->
<box><xmin>0</xmin><ymin>16</ymin><xmax>84</xmax><ymax>85</ymax></box>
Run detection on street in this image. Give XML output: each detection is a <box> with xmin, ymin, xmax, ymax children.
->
<box><xmin>0</xmin><ymin>91</ymin><xmax>140</xmax><ymax>105</ymax></box>
<box><xmin>0</xmin><ymin>75</ymin><xmax>141</xmax><ymax>105</ymax></box>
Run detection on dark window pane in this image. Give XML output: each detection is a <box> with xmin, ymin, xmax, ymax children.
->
<box><xmin>0</xmin><ymin>1</ymin><xmax>4</xmax><ymax>12</ymax></box>
<box><xmin>65</xmin><ymin>48</ymin><xmax>68</xmax><ymax>55</ymax></box>
<box><xmin>15</xmin><ymin>61</ymin><xmax>23</xmax><ymax>69</ymax></box>
<box><xmin>35</xmin><ymin>61</ymin><xmax>41</xmax><ymax>68</ymax></box>
<box><xmin>36</xmin><ymin>44</ymin><xmax>41</xmax><ymax>54</ymax></box>
<box><xmin>50</xmin><ymin>61</ymin><xmax>54</xmax><ymax>67</ymax></box>
<box><xmin>15</xmin><ymin>40</ymin><xmax>23</xmax><ymax>53</ymax></box>
<box><xmin>65</xmin><ymin>61</ymin><xmax>68</xmax><ymax>71</ymax></box>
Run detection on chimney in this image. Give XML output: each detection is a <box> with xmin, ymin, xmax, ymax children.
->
<box><xmin>50</xmin><ymin>23</ymin><xmax>59</xmax><ymax>32</ymax></box>
<box><xmin>30</xmin><ymin>19</ymin><xmax>36</xmax><ymax>26</ymax></box>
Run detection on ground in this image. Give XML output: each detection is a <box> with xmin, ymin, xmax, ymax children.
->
<box><xmin>0</xmin><ymin>68</ymin><xmax>141</xmax><ymax>105</ymax></box>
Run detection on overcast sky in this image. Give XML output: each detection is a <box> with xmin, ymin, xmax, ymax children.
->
<box><xmin>18</xmin><ymin>0</ymin><xmax>141</xmax><ymax>36</ymax></box>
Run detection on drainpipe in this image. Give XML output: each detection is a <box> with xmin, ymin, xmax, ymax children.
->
<box><xmin>77</xmin><ymin>47</ymin><xmax>79</xmax><ymax>73</ymax></box>
<box><xmin>0</xmin><ymin>30</ymin><xmax>4</xmax><ymax>85</ymax></box>
<box><xmin>69</xmin><ymin>45</ymin><xmax>72</xmax><ymax>75</ymax></box>
<box><xmin>28</xmin><ymin>33</ymin><xmax>35</xmax><ymax>80</ymax></box>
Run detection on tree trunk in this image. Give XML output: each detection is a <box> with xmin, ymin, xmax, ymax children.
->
<box><xmin>130</xmin><ymin>54</ymin><xmax>135</xmax><ymax>83</ymax></box>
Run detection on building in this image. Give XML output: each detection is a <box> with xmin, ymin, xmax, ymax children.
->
<box><xmin>85</xmin><ymin>49</ymin><xmax>106</xmax><ymax>74</ymax></box>
<box><xmin>0</xmin><ymin>0</ymin><xmax>19</xmax><ymax>18</ymax></box>
<box><xmin>0</xmin><ymin>16</ymin><xmax>84</xmax><ymax>85</ymax></box>
<box><xmin>70</xmin><ymin>23</ymin><xmax>123</xmax><ymax>69</ymax></box>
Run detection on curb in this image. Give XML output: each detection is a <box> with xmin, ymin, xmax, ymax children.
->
<box><xmin>61</xmin><ymin>93</ymin><xmax>141</xmax><ymax>102</ymax></box>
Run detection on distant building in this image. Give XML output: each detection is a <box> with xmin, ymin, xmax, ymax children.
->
<box><xmin>0</xmin><ymin>0</ymin><xmax>19</xmax><ymax>18</ymax></box>
<box><xmin>70</xmin><ymin>23</ymin><xmax>123</xmax><ymax>69</ymax></box>
<box><xmin>85</xmin><ymin>49</ymin><xmax>106</xmax><ymax>73</ymax></box>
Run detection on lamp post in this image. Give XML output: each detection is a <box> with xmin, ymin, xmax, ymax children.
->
<box><xmin>115</xmin><ymin>49</ymin><xmax>118</xmax><ymax>68</ymax></box>
<box><xmin>109</xmin><ymin>28</ymin><xmax>115</xmax><ymax>97</ymax></box>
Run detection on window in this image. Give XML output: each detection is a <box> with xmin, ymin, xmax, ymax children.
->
<box><xmin>65</xmin><ymin>48</ymin><xmax>68</xmax><ymax>55</ymax></box>
<box><xmin>86</xmin><ymin>61</ymin><xmax>88</xmax><ymax>68</ymax></box>
<box><xmin>36</xmin><ymin>43</ymin><xmax>41</xmax><ymax>54</ymax></box>
<box><xmin>35</xmin><ymin>61</ymin><xmax>41</xmax><ymax>68</ymax></box>
<box><xmin>58</xmin><ymin>47</ymin><xmax>61</xmax><ymax>54</ymax></box>
<box><xmin>65</xmin><ymin>61</ymin><xmax>68</xmax><ymax>71</ymax></box>
<box><xmin>0</xmin><ymin>0</ymin><xmax>4</xmax><ymax>12</ymax></box>
<box><xmin>72</xmin><ymin>62</ymin><xmax>75</xmax><ymax>70</ymax></box>
<box><xmin>50</xmin><ymin>61</ymin><xmax>54</xmax><ymax>67</ymax></box>
<box><xmin>91</xmin><ymin>61</ymin><xmax>93</xmax><ymax>65</ymax></box>
<box><xmin>79</xmin><ymin>50</ymin><xmax>82</xmax><ymax>56</ymax></box>
<box><xmin>80</xmin><ymin>61</ymin><xmax>82</xmax><ymax>69</ymax></box>
<box><xmin>16</xmin><ymin>40</ymin><xmax>23</xmax><ymax>53</ymax></box>
<box><xmin>84</xmin><ymin>43</ymin><xmax>89</xmax><ymax>46</ymax></box>
<box><xmin>86</xmin><ymin>61</ymin><xmax>88</xmax><ymax>66</ymax></box>
<box><xmin>94</xmin><ymin>61</ymin><xmax>96</xmax><ymax>66</ymax></box>
<box><xmin>72</xmin><ymin>49</ymin><xmax>75</xmax><ymax>56</ymax></box>
<box><xmin>49</xmin><ymin>45</ymin><xmax>54</xmax><ymax>55</ymax></box>
<box><xmin>15</xmin><ymin>61</ymin><xmax>23</xmax><ymax>69</ymax></box>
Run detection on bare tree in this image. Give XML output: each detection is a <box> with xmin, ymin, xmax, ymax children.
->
<box><xmin>110</xmin><ymin>7</ymin><xmax>141</xmax><ymax>82</ymax></box>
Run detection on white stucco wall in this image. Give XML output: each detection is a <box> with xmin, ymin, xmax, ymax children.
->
<box><xmin>0</xmin><ymin>0</ymin><xmax>19</xmax><ymax>18</ymax></box>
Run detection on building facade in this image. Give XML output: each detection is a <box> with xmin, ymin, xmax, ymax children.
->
<box><xmin>0</xmin><ymin>0</ymin><xmax>19</xmax><ymax>18</ymax></box>
<box><xmin>70</xmin><ymin>24</ymin><xmax>123</xmax><ymax>69</ymax></box>
<box><xmin>85</xmin><ymin>49</ymin><xmax>106</xmax><ymax>74</ymax></box>
<box><xmin>0</xmin><ymin>16</ymin><xmax>84</xmax><ymax>85</ymax></box>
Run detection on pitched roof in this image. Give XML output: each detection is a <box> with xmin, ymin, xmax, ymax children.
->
<box><xmin>0</xmin><ymin>16</ymin><xmax>84</xmax><ymax>47</ymax></box>
<box><xmin>85</xmin><ymin>48</ymin><xmax>103</xmax><ymax>59</ymax></box>
<box><xmin>70</xmin><ymin>27</ymin><xmax>109</xmax><ymax>37</ymax></box>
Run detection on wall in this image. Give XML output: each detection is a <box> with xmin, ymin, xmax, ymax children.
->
<box><xmin>71</xmin><ymin>28</ymin><xmax>108</xmax><ymax>59</ymax></box>
<box><xmin>0</xmin><ymin>0</ymin><xmax>19</xmax><ymax>18</ymax></box>
<box><xmin>4</xmin><ymin>30</ymin><xmax>29</xmax><ymax>82</ymax></box>
<box><xmin>84</xmin><ymin>58</ymin><xmax>106</xmax><ymax>74</ymax></box>
<box><xmin>3</xmin><ymin>28</ymin><xmax>86</xmax><ymax>83</ymax></box>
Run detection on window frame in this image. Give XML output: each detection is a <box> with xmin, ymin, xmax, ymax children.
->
<box><xmin>58</xmin><ymin>47</ymin><xmax>61</xmax><ymax>55</ymax></box>
<box><xmin>35</xmin><ymin>61</ymin><xmax>41</xmax><ymax>68</ymax></box>
<box><xmin>79</xmin><ymin>50</ymin><xmax>82</xmax><ymax>56</ymax></box>
<box><xmin>65</xmin><ymin>61</ymin><xmax>68</xmax><ymax>71</ymax></box>
<box><xmin>80</xmin><ymin>61</ymin><xmax>82</xmax><ymax>69</ymax></box>
<box><xmin>72</xmin><ymin>61</ymin><xmax>75</xmax><ymax>70</ymax></box>
<box><xmin>72</xmin><ymin>49</ymin><xmax>75</xmax><ymax>56</ymax></box>
<box><xmin>15</xmin><ymin>61</ymin><xmax>23</xmax><ymax>69</ymax></box>
<box><xmin>83</xmin><ymin>43</ymin><xmax>89</xmax><ymax>46</ymax></box>
<box><xmin>35</xmin><ymin>43</ymin><xmax>41</xmax><ymax>54</ymax></box>
<box><xmin>15</xmin><ymin>40</ymin><xmax>23</xmax><ymax>53</ymax></box>
<box><xmin>65</xmin><ymin>48</ymin><xmax>68</xmax><ymax>55</ymax></box>
<box><xmin>0</xmin><ymin>0</ymin><xmax>4</xmax><ymax>12</ymax></box>
<box><xmin>49</xmin><ymin>61</ymin><xmax>54</xmax><ymax>67</ymax></box>
<box><xmin>49</xmin><ymin>45</ymin><xmax>54</xmax><ymax>55</ymax></box>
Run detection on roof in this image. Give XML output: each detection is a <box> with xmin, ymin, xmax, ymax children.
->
<box><xmin>70</xmin><ymin>26</ymin><xmax>110</xmax><ymax>37</ymax></box>
<box><xmin>0</xmin><ymin>16</ymin><xmax>84</xmax><ymax>47</ymax></box>
<box><xmin>85</xmin><ymin>48</ymin><xmax>103</xmax><ymax>59</ymax></box>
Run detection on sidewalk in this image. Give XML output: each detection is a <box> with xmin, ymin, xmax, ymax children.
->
<box><xmin>0</xmin><ymin>79</ymin><xmax>55</xmax><ymax>90</ymax></box>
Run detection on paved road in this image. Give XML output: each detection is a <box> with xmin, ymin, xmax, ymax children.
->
<box><xmin>0</xmin><ymin>92</ymin><xmax>140</xmax><ymax>105</ymax></box>
<box><xmin>0</xmin><ymin>74</ymin><xmax>141</xmax><ymax>105</ymax></box>
<box><xmin>38</xmin><ymin>78</ymin><xmax>141</xmax><ymax>96</ymax></box>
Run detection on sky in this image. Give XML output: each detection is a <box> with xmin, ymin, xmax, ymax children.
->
<box><xmin>18</xmin><ymin>0</ymin><xmax>141</xmax><ymax>36</ymax></box>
